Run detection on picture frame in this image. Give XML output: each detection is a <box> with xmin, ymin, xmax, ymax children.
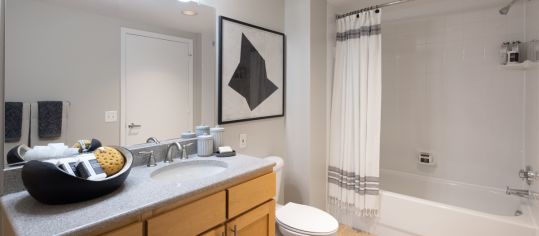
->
<box><xmin>218</xmin><ymin>16</ymin><xmax>286</xmax><ymax>124</ymax></box>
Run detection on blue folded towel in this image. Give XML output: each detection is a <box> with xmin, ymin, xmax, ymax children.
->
<box><xmin>5</xmin><ymin>102</ymin><xmax>23</xmax><ymax>142</ymax></box>
<box><xmin>38</xmin><ymin>101</ymin><xmax>63</xmax><ymax>139</ymax></box>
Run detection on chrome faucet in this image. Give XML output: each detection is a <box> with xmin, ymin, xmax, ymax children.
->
<box><xmin>165</xmin><ymin>142</ymin><xmax>183</xmax><ymax>163</ymax></box>
<box><xmin>506</xmin><ymin>186</ymin><xmax>539</xmax><ymax>199</ymax></box>
<box><xmin>146</xmin><ymin>137</ymin><xmax>160</xmax><ymax>144</ymax></box>
<box><xmin>138</xmin><ymin>150</ymin><xmax>156</xmax><ymax>167</ymax></box>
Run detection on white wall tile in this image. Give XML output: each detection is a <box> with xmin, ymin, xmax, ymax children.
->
<box><xmin>524</xmin><ymin>0</ymin><xmax>539</xmax><ymax>224</ymax></box>
<box><xmin>381</xmin><ymin>5</ymin><xmax>526</xmax><ymax>189</ymax></box>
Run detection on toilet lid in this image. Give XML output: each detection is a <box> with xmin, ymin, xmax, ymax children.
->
<box><xmin>276</xmin><ymin>202</ymin><xmax>339</xmax><ymax>234</ymax></box>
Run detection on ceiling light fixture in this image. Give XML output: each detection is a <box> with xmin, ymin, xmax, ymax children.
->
<box><xmin>177</xmin><ymin>0</ymin><xmax>199</xmax><ymax>3</ymax></box>
<box><xmin>181</xmin><ymin>10</ymin><xmax>198</xmax><ymax>16</ymax></box>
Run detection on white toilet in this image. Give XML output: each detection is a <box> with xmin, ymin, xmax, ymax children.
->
<box><xmin>265</xmin><ymin>156</ymin><xmax>339</xmax><ymax>236</ymax></box>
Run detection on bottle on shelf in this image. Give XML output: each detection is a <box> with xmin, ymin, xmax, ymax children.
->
<box><xmin>508</xmin><ymin>41</ymin><xmax>521</xmax><ymax>64</ymax></box>
<box><xmin>500</xmin><ymin>42</ymin><xmax>510</xmax><ymax>65</ymax></box>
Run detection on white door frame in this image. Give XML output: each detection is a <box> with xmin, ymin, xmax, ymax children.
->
<box><xmin>120</xmin><ymin>27</ymin><xmax>194</xmax><ymax>145</ymax></box>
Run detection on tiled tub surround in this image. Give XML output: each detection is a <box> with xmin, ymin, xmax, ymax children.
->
<box><xmin>1</xmin><ymin>154</ymin><xmax>274</xmax><ymax>236</ymax></box>
<box><xmin>381</xmin><ymin>4</ymin><xmax>526</xmax><ymax>190</ymax></box>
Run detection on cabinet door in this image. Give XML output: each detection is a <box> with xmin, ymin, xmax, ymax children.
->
<box><xmin>226</xmin><ymin>200</ymin><xmax>275</xmax><ymax>236</ymax></box>
<box><xmin>200</xmin><ymin>225</ymin><xmax>225</xmax><ymax>236</ymax></box>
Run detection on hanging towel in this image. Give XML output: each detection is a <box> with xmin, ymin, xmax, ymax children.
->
<box><xmin>4</xmin><ymin>103</ymin><xmax>30</xmax><ymax>160</ymax></box>
<box><xmin>328</xmin><ymin>9</ymin><xmax>382</xmax><ymax>227</ymax></box>
<box><xmin>5</xmin><ymin>102</ymin><xmax>23</xmax><ymax>142</ymax></box>
<box><xmin>37</xmin><ymin>101</ymin><xmax>63</xmax><ymax>138</ymax></box>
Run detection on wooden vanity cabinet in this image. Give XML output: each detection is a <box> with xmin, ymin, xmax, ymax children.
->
<box><xmin>101</xmin><ymin>172</ymin><xmax>275</xmax><ymax>236</ymax></box>
<box><xmin>200</xmin><ymin>225</ymin><xmax>226</xmax><ymax>236</ymax></box>
<box><xmin>147</xmin><ymin>191</ymin><xmax>227</xmax><ymax>236</ymax></box>
<box><xmin>101</xmin><ymin>222</ymin><xmax>143</xmax><ymax>236</ymax></box>
<box><xmin>226</xmin><ymin>200</ymin><xmax>275</xmax><ymax>236</ymax></box>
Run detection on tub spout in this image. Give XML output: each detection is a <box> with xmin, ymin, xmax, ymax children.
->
<box><xmin>506</xmin><ymin>186</ymin><xmax>539</xmax><ymax>199</ymax></box>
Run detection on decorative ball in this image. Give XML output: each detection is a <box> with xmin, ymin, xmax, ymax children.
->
<box><xmin>94</xmin><ymin>147</ymin><xmax>125</xmax><ymax>176</ymax></box>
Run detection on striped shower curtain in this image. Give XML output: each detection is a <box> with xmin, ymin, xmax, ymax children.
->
<box><xmin>327</xmin><ymin>9</ymin><xmax>382</xmax><ymax>225</ymax></box>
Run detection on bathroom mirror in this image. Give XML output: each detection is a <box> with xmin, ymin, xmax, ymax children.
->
<box><xmin>3</xmin><ymin>0</ymin><xmax>217</xmax><ymax>168</ymax></box>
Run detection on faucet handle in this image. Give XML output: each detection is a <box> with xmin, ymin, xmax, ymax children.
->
<box><xmin>138</xmin><ymin>150</ymin><xmax>156</xmax><ymax>167</ymax></box>
<box><xmin>181</xmin><ymin>143</ymin><xmax>193</xmax><ymax>159</ymax></box>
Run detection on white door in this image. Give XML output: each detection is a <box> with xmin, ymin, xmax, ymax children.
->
<box><xmin>121</xmin><ymin>28</ymin><xmax>193</xmax><ymax>145</ymax></box>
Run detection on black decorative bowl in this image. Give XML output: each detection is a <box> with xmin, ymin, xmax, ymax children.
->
<box><xmin>21</xmin><ymin>147</ymin><xmax>133</xmax><ymax>205</ymax></box>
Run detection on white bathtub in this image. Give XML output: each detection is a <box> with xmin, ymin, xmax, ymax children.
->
<box><xmin>372</xmin><ymin>169</ymin><xmax>537</xmax><ymax>236</ymax></box>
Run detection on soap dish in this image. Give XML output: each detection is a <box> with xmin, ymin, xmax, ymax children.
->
<box><xmin>21</xmin><ymin>146</ymin><xmax>133</xmax><ymax>205</ymax></box>
<box><xmin>216</xmin><ymin>150</ymin><xmax>236</xmax><ymax>157</ymax></box>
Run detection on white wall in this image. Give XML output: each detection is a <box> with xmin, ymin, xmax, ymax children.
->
<box><xmin>284</xmin><ymin>0</ymin><xmax>311</xmax><ymax>205</ymax></box>
<box><xmin>380</xmin><ymin>5</ymin><xmax>526</xmax><ymax>189</ymax></box>
<box><xmin>524</xmin><ymin>0</ymin><xmax>539</xmax><ymax>227</ymax></box>
<box><xmin>283</xmin><ymin>0</ymin><xmax>328</xmax><ymax>208</ymax></box>
<box><xmin>5</xmin><ymin>0</ymin><xmax>207</xmax><ymax>146</ymax></box>
<box><xmin>309</xmin><ymin>0</ymin><xmax>328</xmax><ymax>210</ymax></box>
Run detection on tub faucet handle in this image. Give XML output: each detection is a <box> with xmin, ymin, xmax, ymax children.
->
<box><xmin>519</xmin><ymin>166</ymin><xmax>538</xmax><ymax>185</ymax></box>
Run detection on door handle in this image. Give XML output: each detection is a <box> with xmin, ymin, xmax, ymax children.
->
<box><xmin>231</xmin><ymin>225</ymin><xmax>237</xmax><ymax>236</ymax></box>
<box><xmin>128</xmin><ymin>123</ymin><xmax>141</xmax><ymax>129</ymax></box>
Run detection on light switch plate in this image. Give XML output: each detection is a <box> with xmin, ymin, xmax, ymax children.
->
<box><xmin>105</xmin><ymin>111</ymin><xmax>117</xmax><ymax>123</ymax></box>
<box><xmin>239</xmin><ymin>134</ymin><xmax>247</xmax><ymax>149</ymax></box>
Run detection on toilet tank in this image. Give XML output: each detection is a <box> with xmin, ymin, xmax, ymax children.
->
<box><xmin>264</xmin><ymin>156</ymin><xmax>283</xmax><ymax>202</ymax></box>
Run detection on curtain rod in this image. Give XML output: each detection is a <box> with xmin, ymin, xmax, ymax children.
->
<box><xmin>336</xmin><ymin>0</ymin><xmax>414</xmax><ymax>19</ymax></box>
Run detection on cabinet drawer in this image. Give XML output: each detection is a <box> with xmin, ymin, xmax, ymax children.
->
<box><xmin>227</xmin><ymin>172</ymin><xmax>275</xmax><ymax>218</ymax></box>
<box><xmin>101</xmin><ymin>222</ymin><xmax>143</xmax><ymax>236</ymax></box>
<box><xmin>147</xmin><ymin>191</ymin><xmax>226</xmax><ymax>236</ymax></box>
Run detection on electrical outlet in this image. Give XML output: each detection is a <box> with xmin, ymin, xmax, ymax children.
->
<box><xmin>239</xmin><ymin>134</ymin><xmax>247</xmax><ymax>149</ymax></box>
<box><xmin>105</xmin><ymin>111</ymin><xmax>117</xmax><ymax>123</ymax></box>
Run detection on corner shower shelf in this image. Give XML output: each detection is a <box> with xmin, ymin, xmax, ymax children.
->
<box><xmin>501</xmin><ymin>61</ymin><xmax>539</xmax><ymax>70</ymax></box>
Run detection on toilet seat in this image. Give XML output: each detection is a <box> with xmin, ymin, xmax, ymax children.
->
<box><xmin>276</xmin><ymin>203</ymin><xmax>339</xmax><ymax>235</ymax></box>
<box><xmin>277</xmin><ymin>219</ymin><xmax>337</xmax><ymax>236</ymax></box>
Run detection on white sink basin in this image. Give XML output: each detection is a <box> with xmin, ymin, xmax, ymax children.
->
<box><xmin>151</xmin><ymin>160</ymin><xmax>228</xmax><ymax>183</ymax></box>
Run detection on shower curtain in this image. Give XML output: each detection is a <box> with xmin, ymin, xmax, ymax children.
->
<box><xmin>328</xmin><ymin>9</ymin><xmax>382</xmax><ymax>223</ymax></box>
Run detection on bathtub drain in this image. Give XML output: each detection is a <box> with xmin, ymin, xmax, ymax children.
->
<box><xmin>515</xmin><ymin>210</ymin><xmax>523</xmax><ymax>216</ymax></box>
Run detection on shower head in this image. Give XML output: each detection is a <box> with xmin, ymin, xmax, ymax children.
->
<box><xmin>499</xmin><ymin>0</ymin><xmax>519</xmax><ymax>15</ymax></box>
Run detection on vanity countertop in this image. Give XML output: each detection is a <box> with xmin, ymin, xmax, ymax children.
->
<box><xmin>0</xmin><ymin>154</ymin><xmax>274</xmax><ymax>236</ymax></box>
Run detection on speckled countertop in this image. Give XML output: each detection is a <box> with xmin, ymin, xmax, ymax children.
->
<box><xmin>0</xmin><ymin>154</ymin><xmax>274</xmax><ymax>236</ymax></box>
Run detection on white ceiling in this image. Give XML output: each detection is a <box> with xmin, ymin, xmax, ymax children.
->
<box><xmin>327</xmin><ymin>0</ymin><xmax>514</xmax><ymax>21</ymax></box>
<box><xmin>36</xmin><ymin>0</ymin><xmax>216</xmax><ymax>34</ymax></box>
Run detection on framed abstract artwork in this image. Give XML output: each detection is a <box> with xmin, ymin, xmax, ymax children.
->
<box><xmin>218</xmin><ymin>16</ymin><xmax>286</xmax><ymax>124</ymax></box>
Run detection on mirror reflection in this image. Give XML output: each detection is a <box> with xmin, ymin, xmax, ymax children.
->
<box><xmin>4</xmin><ymin>0</ymin><xmax>216</xmax><ymax>167</ymax></box>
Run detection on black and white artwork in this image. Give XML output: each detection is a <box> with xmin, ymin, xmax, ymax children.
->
<box><xmin>218</xmin><ymin>16</ymin><xmax>285</xmax><ymax>124</ymax></box>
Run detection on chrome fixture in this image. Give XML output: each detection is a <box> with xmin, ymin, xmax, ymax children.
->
<box><xmin>499</xmin><ymin>0</ymin><xmax>519</xmax><ymax>15</ymax></box>
<box><xmin>506</xmin><ymin>186</ymin><xmax>539</xmax><ymax>199</ymax></box>
<box><xmin>337</xmin><ymin>0</ymin><xmax>415</xmax><ymax>19</ymax></box>
<box><xmin>146</xmin><ymin>137</ymin><xmax>160</xmax><ymax>144</ymax></box>
<box><xmin>138</xmin><ymin>150</ymin><xmax>156</xmax><ymax>167</ymax></box>
<box><xmin>180</xmin><ymin>143</ymin><xmax>193</xmax><ymax>160</ymax></box>
<box><xmin>128</xmin><ymin>123</ymin><xmax>141</xmax><ymax>129</ymax></box>
<box><xmin>519</xmin><ymin>166</ymin><xmax>538</xmax><ymax>185</ymax></box>
<box><xmin>166</xmin><ymin>142</ymin><xmax>183</xmax><ymax>163</ymax></box>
